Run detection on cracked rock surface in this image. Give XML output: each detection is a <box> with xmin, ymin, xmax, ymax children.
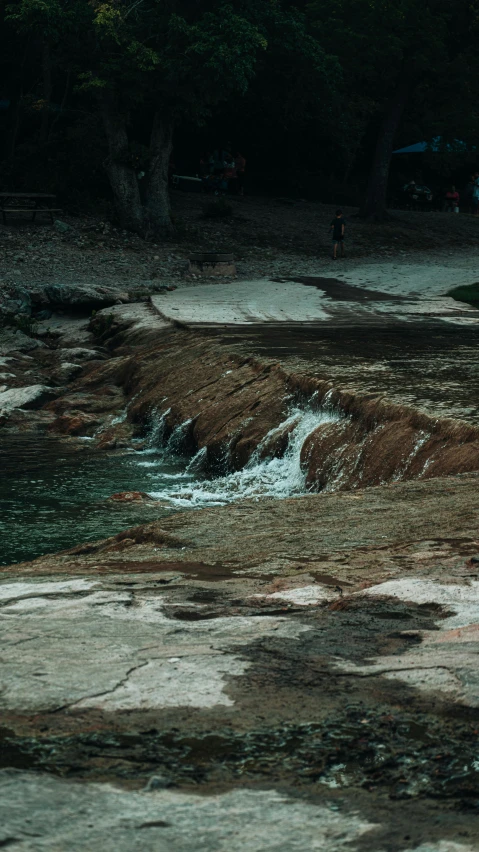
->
<box><xmin>3</xmin><ymin>475</ymin><xmax>479</xmax><ymax>849</ymax></box>
<box><xmin>2</xmin><ymin>280</ymin><xmax>479</xmax><ymax>847</ymax></box>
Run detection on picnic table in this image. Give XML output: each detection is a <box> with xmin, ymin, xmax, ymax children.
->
<box><xmin>0</xmin><ymin>192</ymin><xmax>61</xmax><ymax>224</ymax></box>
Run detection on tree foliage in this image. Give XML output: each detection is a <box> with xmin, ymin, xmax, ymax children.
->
<box><xmin>1</xmin><ymin>0</ymin><xmax>479</xmax><ymax>229</ymax></box>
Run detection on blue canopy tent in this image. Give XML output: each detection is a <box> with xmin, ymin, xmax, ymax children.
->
<box><xmin>393</xmin><ymin>137</ymin><xmax>471</xmax><ymax>153</ymax></box>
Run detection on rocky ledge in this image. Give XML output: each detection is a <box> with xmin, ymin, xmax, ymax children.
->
<box><xmin>2</xmin><ymin>473</ymin><xmax>479</xmax><ymax>848</ymax></box>
<box><xmin>2</xmin><ymin>298</ymin><xmax>479</xmax><ymax>490</ymax></box>
<box><xmin>2</xmin><ymin>299</ymin><xmax>479</xmax><ymax>849</ymax></box>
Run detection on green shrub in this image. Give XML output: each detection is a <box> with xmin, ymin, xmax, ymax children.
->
<box><xmin>447</xmin><ymin>282</ymin><xmax>479</xmax><ymax>308</ymax></box>
<box><xmin>1</xmin><ymin>313</ymin><xmax>37</xmax><ymax>337</ymax></box>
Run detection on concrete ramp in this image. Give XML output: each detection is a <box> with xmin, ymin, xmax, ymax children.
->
<box><xmin>152</xmin><ymin>277</ymin><xmax>479</xmax><ymax>328</ymax></box>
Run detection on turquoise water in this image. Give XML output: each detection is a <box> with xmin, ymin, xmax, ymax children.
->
<box><xmin>0</xmin><ymin>438</ymin><xmax>190</xmax><ymax>566</ymax></box>
<box><xmin>1</xmin><ymin>406</ymin><xmax>339</xmax><ymax>567</ymax></box>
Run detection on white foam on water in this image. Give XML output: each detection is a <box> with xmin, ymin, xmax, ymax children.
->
<box><xmin>144</xmin><ymin>406</ymin><xmax>171</xmax><ymax>451</ymax></box>
<box><xmin>147</xmin><ymin>407</ymin><xmax>340</xmax><ymax>507</ymax></box>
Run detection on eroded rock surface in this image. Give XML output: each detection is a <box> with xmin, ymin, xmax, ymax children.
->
<box><xmin>0</xmin><ymin>384</ymin><xmax>57</xmax><ymax>412</ymax></box>
<box><xmin>3</xmin><ymin>296</ymin><xmax>479</xmax><ymax>848</ymax></box>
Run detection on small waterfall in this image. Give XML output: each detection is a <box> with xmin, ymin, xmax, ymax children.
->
<box><xmin>166</xmin><ymin>418</ymin><xmax>195</xmax><ymax>455</ymax></box>
<box><xmin>146</xmin><ymin>407</ymin><xmax>171</xmax><ymax>450</ymax></box>
<box><xmin>391</xmin><ymin>430</ymin><xmax>431</xmax><ymax>482</ymax></box>
<box><xmin>147</xmin><ymin>405</ymin><xmax>340</xmax><ymax>507</ymax></box>
<box><xmin>91</xmin><ymin>392</ymin><xmax>142</xmax><ymax>438</ymax></box>
<box><xmin>186</xmin><ymin>447</ymin><xmax>208</xmax><ymax>475</ymax></box>
<box><xmin>110</xmin><ymin>392</ymin><xmax>141</xmax><ymax>427</ymax></box>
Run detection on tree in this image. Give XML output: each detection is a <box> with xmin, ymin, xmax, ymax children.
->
<box><xmin>308</xmin><ymin>0</ymin><xmax>479</xmax><ymax>219</ymax></box>
<box><xmin>6</xmin><ymin>0</ymin><xmax>270</xmax><ymax>235</ymax></box>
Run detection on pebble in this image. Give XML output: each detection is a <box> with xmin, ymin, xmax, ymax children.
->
<box><xmin>143</xmin><ymin>775</ymin><xmax>173</xmax><ymax>791</ymax></box>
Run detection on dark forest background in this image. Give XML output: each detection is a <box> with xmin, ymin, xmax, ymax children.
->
<box><xmin>1</xmin><ymin>0</ymin><xmax>479</xmax><ymax>236</ymax></box>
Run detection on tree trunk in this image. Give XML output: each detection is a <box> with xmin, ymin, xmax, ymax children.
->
<box><xmin>48</xmin><ymin>68</ymin><xmax>70</xmax><ymax>143</ymax></box>
<box><xmin>40</xmin><ymin>39</ymin><xmax>52</xmax><ymax>145</ymax></box>
<box><xmin>146</xmin><ymin>111</ymin><xmax>174</xmax><ymax>237</ymax></box>
<box><xmin>360</xmin><ymin>76</ymin><xmax>410</xmax><ymax>219</ymax></box>
<box><xmin>101</xmin><ymin>95</ymin><xmax>144</xmax><ymax>234</ymax></box>
<box><xmin>5</xmin><ymin>93</ymin><xmax>22</xmax><ymax>159</ymax></box>
<box><xmin>3</xmin><ymin>38</ymin><xmax>29</xmax><ymax>160</ymax></box>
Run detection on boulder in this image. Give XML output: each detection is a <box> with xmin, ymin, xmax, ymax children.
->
<box><xmin>54</xmin><ymin>219</ymin><xmax>74</xmax><ymax>234</ymax></box>
<box><xmin>49</xmin><ymin>411</ymin><xmax>102</xmax><ymax>436</ymax></box>
<box><xmin>0</xmin><ymin>285</ymin><xmax>32</xmax><ymax>317</ymax></box>
<box><xmin>0</xmin><ymin>328</ymin><xmax>46</xmax><ymax>355</ymax></box>
<box><xmin>35</xmin><ymin>317</ymin><xmax>93</xmax><ymax>347</ymax></box>
<box><xmin>0</xmin><ymin>385</ymin><xmax>58</xmax><ymax>412</ymax></box>
<box><xmin>59</xmin><ymin>347</ymin><xmax>104</xmax><ymax>362</ymax></box>
<box><xmin>44</xmin><ymin>283</ymin><xmax>118</xmax><ymax>310</ymax></box>
<box><xmin>52</xmin><ymin>362</ymin><xmax>84</xmax><ymax>382</ymax></box>
<box><xmin>108</xmin><ymin>491</ymin><xmax>154</xmax><ymax>502</ymax></box>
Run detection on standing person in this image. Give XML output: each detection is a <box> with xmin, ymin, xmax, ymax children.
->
<box><xmin>330</xmin><ymin>209</ymin><xmax>345</xmax><ymax>259</ymax></box>
<box><xmin>403</xmin><ymin>180</ymin><xmax>418</xmax><ymax>208</ymax></box>
<box><xmin>212</xmin><ymin>149</ymin><xmax>223</xmax><ymax>175</ymax></box>
<box><xmin>199</xmin><ymin>152</ymin><xmax>211</xmax><ymax>178</ymax></box>
<box><xmin>444</xmin><ymin>185</ymin><xmax>460</xmax><ymax>212</ymax></box>
<box><xmin>464</xmin><ymin>175</ymin><xmax>475</xmax><ymax>213</ymax></box>
<box><xmin>473</xmin><ymin>172</ymin><xmax>479</xmax><ymax>216</ymax></box>
<box><xmin>223</xmin><ymin>157</ymin><xmax>237</xmax><ymax>193</ymax></box>
<box><xmin>234</xmin><ymin>152</ymin><xmax>246</xmax><ymax>195</ymax></box>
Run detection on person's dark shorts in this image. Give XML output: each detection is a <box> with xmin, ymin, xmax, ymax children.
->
<box><xmin>332</xmin><ymin>236</ymin><xmax>344</xmax><ymax>243</ymax></box>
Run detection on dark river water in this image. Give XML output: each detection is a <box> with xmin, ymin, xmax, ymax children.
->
<box><xmin>0</xmin><ymin>406</ymin><xmax>336</xmax><ymax>566</ymax></box>
<box><xmin>0</xmin><ymin>438</ymin><xmax>189</xmax><ymax>566</ymax></box>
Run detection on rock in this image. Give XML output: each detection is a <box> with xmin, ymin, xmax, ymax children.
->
<box><xmin>34</xmin><ymin>309</ymin><xmax>53</xmax><ymax>321</ymax></box>
<box><xmin>59</xmin><ymin>347</ymin><xmax>104</xmax><ymax>362</ymax></box>
<box><xmin>43</xmin><ymin>283</ymin><xmax>117</xmax><ymax>310</ymax></box>
<box><xmin>109</xmin><ymin>491</ymin><xmax>154</xmax><ymax>502</ymax></box>
<box><xmin>53</xmin><ymin>362</ymin><xmax>84</xmax><ymax>382</ymax></box>
<box><xmin>188</xmin><ymin>253</ymin><xmax>237</xmax><ymax>277</ymax></box>
<box><xmin>49</xmin><ymin>412</ymin><xmax>102</xmax><ymax>436</ymax></box>
<box><xmin>35</xmin><ymin>317</ymin><xmax>93</xmax><ymax>347</ymax></box>
<box><xmin>0</xmin><ymin>285</ymin><xmax>32</xmax><ymax>317</ymax></box>
<box><xmin>0</xmin><ymin>331</ymin><xmax>46</xmax><ymax>354</ymax></box>
<box><xmin>0</xmin><ymin>385</ymin><xmax>58</xmax><ymax>412</ymax></box>
<box><xmin>54</xmin><ymin>220</ymin><xmax>73</xmax><ymax>234</ymax></box>
<box><xmin>143</xmin><ymin>775</ymin><xmax>173</xmax><ymax>790</ymax></box>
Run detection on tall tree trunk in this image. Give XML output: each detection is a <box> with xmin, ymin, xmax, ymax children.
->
<box><xmin>101</xmin><ymin>95</ymin><xmax>144</xmax><ymax>234</ymax></box>
<box><xmin>5</xmin><ymin>93</ymin><xmax>22</xmax><ymax>159</ymax></box>
<box><xmin>48</xmin><ymin>68</ymin><xmax>70</xmax><ymax>143</ymax></box>
<box><xmin>360</xmin><ymin>76</ymin><xmax>410</xmax><ymax>219</ymax></box>
<box><xmin>4</xmin><ymin>40</ymin><xmax>30</xmax><ymax>160</ymax></box>
<box><xmin>146</xmin><ymin>111</ymin><xmax>174</xmax><ymax>237</ymax></box>
<box><xmin>40</xmin><ymin>39</ymin><xmax>52</xmax><ymax>145</ymax></box>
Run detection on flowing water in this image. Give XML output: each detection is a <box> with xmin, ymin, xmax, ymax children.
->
<box><xmin>1</xmin><ymin>406</ymin><xmax>338</xmax><ymax>566</ymax></box>
<box><xmin>147</xmin><ymin>407</ymin><xmax>339</xmax><ymax>507</ymax></box>
<box><xmin>0</xmin><ymin>439</ymin><xmax>187</xmax><ymax>567</ymax></box>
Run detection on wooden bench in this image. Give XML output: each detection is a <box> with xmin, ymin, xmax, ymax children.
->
<box><xmin>0</xmin><ymin>192</ymin><xmax>60</xmax><ymax>224</ymax></box>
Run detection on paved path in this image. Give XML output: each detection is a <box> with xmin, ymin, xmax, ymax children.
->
<box><xmin>152</xmin><ymin>268</ymin><xmax>479</xmax><ymax>328</ymax></box>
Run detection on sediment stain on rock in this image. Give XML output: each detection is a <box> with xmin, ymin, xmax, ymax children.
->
<box><xmin>3</xmin><ymin>305</ymin><xmax>479</xmax><ymax>846</ymax></box>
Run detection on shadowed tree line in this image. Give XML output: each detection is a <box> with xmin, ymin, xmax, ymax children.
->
<box><xmin>1</xmin><ymin>0</ymin><xmax>479</xmax><ymax>236</ymax></box>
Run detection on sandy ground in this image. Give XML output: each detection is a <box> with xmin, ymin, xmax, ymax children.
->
<box><xmin>1</xmin><ymin>191</ymin><xmax>479</xmax><ymax>295</ymax></box>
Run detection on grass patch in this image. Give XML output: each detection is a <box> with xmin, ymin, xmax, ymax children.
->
<box><xmin>447</xmin><ymin>282</ymin><xmax>479</xmax><ymax>308</ymax></box>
